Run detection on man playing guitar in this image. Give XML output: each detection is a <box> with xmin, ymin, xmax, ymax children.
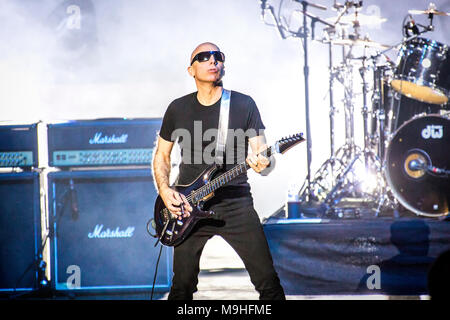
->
<box><xmin>152</xmin><ymin>42</ymin><xmax>285</xmax><ymax>300</ymax></box>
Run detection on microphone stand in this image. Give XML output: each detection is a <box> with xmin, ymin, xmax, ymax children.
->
<box><xmin>301</xmin><ymin>1</ymin><xmax>312</xmax><ymax>201</ymax></box>
<box><xmin>260</xmin><ymin>0</ymin><xmax>335</xmax><ymax>207</ymax></box>
<box><xmin>296</xmin><ymin>1</ymin><xmax>333</xmax><ymax>202</ymax></box>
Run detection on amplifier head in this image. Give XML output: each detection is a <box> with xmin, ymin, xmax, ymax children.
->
<box><xmin>0</xmin><ymin>124</ymin><xmax>38</xmax><ymax>168</ymax></box>
<box><xmin>47</xmin><ymin>118</ymin><xmax>162</xmax><ymax>168</ymax></box>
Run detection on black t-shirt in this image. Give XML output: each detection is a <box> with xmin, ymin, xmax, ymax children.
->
<box><xmin>159</xmin><ymin>90</ymin><xmax>265</xmax><ymax>194</ymax></box>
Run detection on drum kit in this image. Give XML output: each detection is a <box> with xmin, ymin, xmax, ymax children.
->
<box><xmin>263</xmin><ymin>1</ymin><xmax>450</xmax><ymax>219</ymax></box>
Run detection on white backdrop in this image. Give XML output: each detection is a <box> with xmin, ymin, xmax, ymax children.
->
<box><xmin>1</xmin><ymin>0</ymin><xmax>449</xmax><ymax>218</ymax></box>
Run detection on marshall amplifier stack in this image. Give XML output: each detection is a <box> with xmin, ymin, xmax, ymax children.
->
<box><xmin>0</xmin><ymin>124</ymin><xmax>41</xmax><ymax>293</ymax></box>
<box><xmin>45</xmin><ymin>118</ymin><xmax>173</xmax><ymax>294</ymax></box>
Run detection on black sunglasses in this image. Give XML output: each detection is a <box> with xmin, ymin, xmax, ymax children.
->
<box><xmin>190</xmin><ymin>51</ymin><xmax>225</xmax><ymax>66</ymax></box>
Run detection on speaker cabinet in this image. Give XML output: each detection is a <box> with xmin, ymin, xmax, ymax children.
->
<box><xmin>47</xmin><ymin>169</ymin><xmax>172</xmax><ymax>292</ymax></box>
<box><xmin>0</xmin><ymin>172</ymin><xmax>41</xmax><ymax>292</ymax></box>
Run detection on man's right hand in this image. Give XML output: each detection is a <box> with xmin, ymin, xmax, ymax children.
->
<box><xmin>160</xmin><ymin>187</ymin><xmax>193</xmax><ymax>220</ymax></box>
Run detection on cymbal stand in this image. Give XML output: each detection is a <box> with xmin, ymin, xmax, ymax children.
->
<box><xmin>360</xmin><ymin>59</ymin><xmax>388</xmax><ymax>212</ymax></box>
<box><xmin>370</xmin><ymin>59</ymin><xmax>388</xmax><ymax>160</ymax></box>
<box><xmin>319</xmin><ymin>43</ymin><xmax>384</xmax><ymax>215</ymax></box>
<box><xmin>339</xmin><ymin>45</ymin><xmax>359</xmax><ymax>160</ymax></box>
<box><xmin>355</xmin><ymin>53</ymin><xmax>398</xmax><ymax>216</ymax></box>
<box><xmin>360</xmin><ymin>53</ymin><xmax>389</xmax><ymax>172</ymax></box>
<box><xmin>303</xmin><ymin>22</ymin><xmax>361</xmax><ymax>204</ymax></box>
<box><xmin>326</xmin><ymin>29</ymin><xmax>339</xmax><ymax>187</ymax></box>
<box><xmin>360</xmin><ymin>53</ymin><xmax>371</xmax><ymax>170</ymax></box>
<box><xmin>302</xmin><ymin>28</ymin><xmax>346</xmax><ymax>202</ymax></box>
<box><xmin>320</xmin><ymin>28</ymin><xmax>340</xmax><ymax>177</ymax></box>
<box><xmin>328</xmin><ymin>38</ymin><xmax>336</xmax><ymax>159</ymax></box>
<box><xmin>307</xmin><ymin>48</ymin><xmax>364</xmax><ymax>208</ymax></box>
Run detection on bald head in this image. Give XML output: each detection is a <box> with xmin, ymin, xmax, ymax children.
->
<box><xmin>187</xmin><ymin>41</ymin><xmax>225</xmax><ymax>86</ymax></box>
<box><xmin>190</xmin><ymin>42</ymin><xmax>220</xmax><ymax>64</ymax></box>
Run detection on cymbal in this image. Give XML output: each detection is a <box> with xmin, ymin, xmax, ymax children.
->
<box><xmin>331</xmin><ymin>38</ymin><xmax>390</xmax><ymax>49</ymax></box>
<box><xmin>409</xmin><ymin>8</ymin><xmax>450</xmax><ymax>16</ymax></box>
<box><xmin>326</xmin><ymin>13</ymin><xmax>387</xmax><ymax>26</ymax></box>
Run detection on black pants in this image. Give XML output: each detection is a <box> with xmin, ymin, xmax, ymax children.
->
<box><xmin>168</xmin><ymin>196</ymin><xmax>285</xmax><ymax>300</ymax></box>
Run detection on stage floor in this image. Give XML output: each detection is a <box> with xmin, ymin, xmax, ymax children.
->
<box><xmin>5</xmin><ymin>213</ymin><xmax>446</xmax><ymax>300</ymax></box>
<box><xmin>180</xmin><ymin>236</ymin><xmax>430</xmax><ymax>300</ymax></box>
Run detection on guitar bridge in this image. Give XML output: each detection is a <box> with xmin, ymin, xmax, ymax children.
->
<box><xmin>201</xmin><ymin>192</ymin><xmax>214</xmax><ymax>201</ymax></box>
<box><xmin>162</xmin><ymin>208</ymin><xmax>179</xmax><ymax>221</ymax></box>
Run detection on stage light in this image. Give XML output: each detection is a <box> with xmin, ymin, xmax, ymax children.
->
<box><xmin>353</xmin><ymin>160</ymin><xmax>380</xmax><ymax>194</ymax></box>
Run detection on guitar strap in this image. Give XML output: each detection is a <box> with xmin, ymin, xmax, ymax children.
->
<box><xmin>215</xmin><ymin>88</ymin><xmax>231</xmax><ymax>165</ymax></box>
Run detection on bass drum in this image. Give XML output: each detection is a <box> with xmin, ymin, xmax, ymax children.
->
<box><xmin>385</xmin><ymin>114</ymin><xmax>450</xmax><ymax>217</ymax></box>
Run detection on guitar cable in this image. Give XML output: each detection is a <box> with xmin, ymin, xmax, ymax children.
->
<box><xmin>149</xmin><ymin>203</ymin><xmax>190</xmax><ymax>299</ymax></box>
<box><xmin>150</xmin><ymin>242</ymin><xmax>164</xmax><ymax>300</ymax></box>
<box><xmin>147</xmin><ymin>211</ymin><xmax>174</xmax><ymax>299</ymax></box>
<box><xmin>146</xmin><ymin>215</ymin><xmax>164</xmax><ymax>300</ymax></box>
<box><xmin>146</xmin><ymin>218</ymin><xmax>157</xmax><ymax>238</ymax></box>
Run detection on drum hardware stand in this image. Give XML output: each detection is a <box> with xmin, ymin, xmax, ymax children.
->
<box><xmin>358</xmin><ymin>53</ymin><xmax>400</xmax><ymax>216</ymax></box>
<box><xmin>359</xmin><ymin>53</ymin><xmax>388</xmax><ymax>168</ymax></box>
<box><xmin>320</xmin><ymin>147</ymin><xmax>399</xmax><ymax>218</ymax></box>
<box><xmin>324</xmin><ymin>30</ymin><xmax>340</xmax><ymax>187</ymax></box>
<box><xmin>371</xmin><ymin>62</ymin><xmax>386</xmax><ymax>159</ymax></box>
<box><xmin>305</xmin><ymin>56</ymin><xmax>367</xmax><ymax>210</ymax></box>
<box><xmin>319</xmin><ymin>148</ymin><xmax>383</xmax><ymax>218</ymax></box>
<box><xmin>304</xmin><ymin>5</ymin><xmax>362</xmax><ymax>202</ymax></box>
<box><xmin>373</xmin><ymin>180</ymin><xmax>399</xmax><ymax>218</ymax></box>
<box><xmin>406</xmin><ymin>2</ymin><xmax>448</xmax><ymax>36</ymax></box>
<box><xmin>301</xmin><ymin>19</ymin><xmax>369</xmax><ymax>208</ymax></box>
<box><xmin>360</xmin><ymin>52</ymin><xmax>376</xmax><ymax>171</ymax></box>
<box><xmin>327</xmin><ymin>31</ymin><xmax>337</xmax><ymax>159</ymax></box>
<box><xmin>323</xmin><ymin>153</ymin><xmax>358</xmax><ymax>216</ymax></box>
<box><xmin>309</xmin><ymin>34</ymin><xmax>396</xmax><ymax>217</ymax></box>
<box><xmin>321</xmin><ymin>151</ymin><xmax>361</xmax><ymax>210</ymax></box>
<box><xmin>311</xmin><ymin>27</ymin><xmax>341</xmax><ymax>193</ymax></box>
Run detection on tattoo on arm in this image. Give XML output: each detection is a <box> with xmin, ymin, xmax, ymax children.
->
<box><xmin>152</xmin><ymin>138</ymin><xmax>173</xmax><ymax>192</ymax></box>
<box><xmin>153</xmin><ymin>154</ymin><xmax>170</xmax><ymax>192</ymax></box>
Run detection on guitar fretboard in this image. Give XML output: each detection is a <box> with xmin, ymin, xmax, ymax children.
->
<box><xmin>189</xmin><ymin>146</ymin><xmax>273</xmax><ymax>203</ymax></box>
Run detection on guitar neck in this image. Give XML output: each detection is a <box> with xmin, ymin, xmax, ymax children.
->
<box><xmin>191</xmin><ymin>146</ymin><xmax>274</xmax><ymax>202</ymax></box>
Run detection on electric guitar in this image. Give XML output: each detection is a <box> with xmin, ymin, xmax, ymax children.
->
<box><xmin>152</xmin><ymin>133</ymin><xmax>305</xmax><ymax>246</ymax></box>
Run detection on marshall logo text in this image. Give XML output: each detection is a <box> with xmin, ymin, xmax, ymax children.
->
<box><xmin>89</xmin><ymin>132</ymin><xmax>129</xmax><ymax>145</ymax></box>
<box><xmin>88</xmin><ymin>224</ymin><xmax>135</xmax><ymax>239</ymax></box>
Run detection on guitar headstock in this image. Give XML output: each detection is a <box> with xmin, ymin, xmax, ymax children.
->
<box><xmin>274</xmin><ymin>133</ymin><xmax>305</xmax><ymax>154</ymax></box>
